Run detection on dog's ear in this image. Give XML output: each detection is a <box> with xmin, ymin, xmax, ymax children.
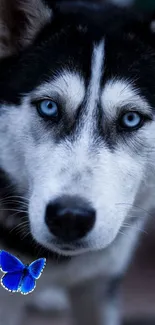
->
<box><xmin>0</xmin><ymin>0</ymin><xmax>52</xmax><ymax>58</ymax></box>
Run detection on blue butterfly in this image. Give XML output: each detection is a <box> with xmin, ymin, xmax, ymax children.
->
<box><xmin>0</xmin><ymin>250</ymin><xmax>46</xmax><ymax>295</ymax></box>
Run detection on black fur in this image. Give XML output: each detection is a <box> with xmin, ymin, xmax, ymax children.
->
<box><xmin>0</xmin><ymin>3</ymin><xmax>154</xmax><ymax>107</ymax></box>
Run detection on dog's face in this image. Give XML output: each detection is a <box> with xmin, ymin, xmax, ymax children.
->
<box><xmin>0</xmin><ymin>1</ymin><xmax>155</xmax><ymax>256</ymax></box>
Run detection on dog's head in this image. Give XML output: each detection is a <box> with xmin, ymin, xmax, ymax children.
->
<box><xmin>0</xmin><ymin>0</ymin><xmax>155</xmax><ymax>256</ymax></box>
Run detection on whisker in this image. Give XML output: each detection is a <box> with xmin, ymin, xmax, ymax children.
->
<box><xmin>116</xmin><ymin>202</ymin><xmax>153</xmax><ymax>218</ymax></box>
<box><xmin>8</xmin><ymin>210</ymin><xmax>27</xmax><ymax>218</ymax></box>
<box><xmin>119</xmin><ymin>230</ymin><xmax>128</xmax><ymax>238</ymax></box>
<box><xmin>21</xmin><ymin>231</ymin><xmax>32</xmax><ymax>241</ymax></box>
<box><xmin>0</xmin><ymin>195</ymin><xmax>29</xmax><ymax>201</ymax></box>
<box><xmin>1</xmin><ymin>199</ymin><xmax>28</xmax><ymax>206</ymax></box>
<box><xmin>36</xmin><ymin>246</ymin><xmax>45</xmax><ymax>258</ymax></box>
<box><xmin>14</xmin><ymin>222</ymin><xmax>30</xmax><ymax>235</ymax></box>
<box><xmin>122</xmin><ymin>224</ymin><xmax>148</xmax><ymax>234</ymax></box>
<box><xmin>15</xmin><ymin>227</ymin><xmax>29</xmax><ymax>236</ymax></box>
<box><xmin>0</xmin><ymin>208</ymin><xmax>27</xmax><ymax>213</ymax></box>
<box><xmin>10</xmin><ymin>221</ymin><xmax>29</xmax><ymax>234</ymax></box>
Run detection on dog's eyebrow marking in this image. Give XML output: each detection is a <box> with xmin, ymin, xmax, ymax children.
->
<box><xmin>86</xmin><ymin>40</ymin><xmax>105</xmax><ymax>116</ymax></box>
<box><xmin>30</xmin><ymin>71</ymin><xmax>85</xmax><ymax>115</ymax></box>
<box><xmin>52</xmin><ymin>71</ymin><xmax>85</xmax><ymax>110</ymax></box>
<box><xmin>101</xmin><ymin>79</ymin><xmax>151</xmax><ymax>120</ymax></box>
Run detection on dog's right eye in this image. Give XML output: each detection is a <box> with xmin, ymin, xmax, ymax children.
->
<box><xmin>37</xmin><ymin>100</ymin><xmax>59</xmax><ymax>120</ymax></box>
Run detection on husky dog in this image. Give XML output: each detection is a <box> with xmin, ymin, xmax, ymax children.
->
<box><xmin>0</xmin><ymin>1</ymin><xmax>155</xmax><ymax>324</ymax></box>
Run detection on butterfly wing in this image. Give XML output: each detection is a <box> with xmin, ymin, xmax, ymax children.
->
<box><xmin>20</xmin><ymin>273</ymin><xmax>36</xmax><ymax>295</ymax></box>
<box><xmin>28</xmin><ymin>258</ymin><xmax>46</xmax><ymax>279</ymax></box>
<box><xmin>19</xmin><ymin>258</ymin><xmax>46</xmax><ymax>294</ymax></box>
<box><xmin>0</xmin><ymin>251</ymin><xmax>24</xmax><ymax>273</ymax></box>
<box><xmin>1</xmin><ymin>271</ymin><xmax>23</xmax><ymax>292</ymax></box>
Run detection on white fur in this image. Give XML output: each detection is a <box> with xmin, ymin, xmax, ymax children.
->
<box><xmin>0</xmin><ymin>78</ymin><xmax>154</xmax><ymax>259</ymax></box>
<box><xmin>86</xmin><ymin>41</ymin><xmax>104</xmax><ymax>116</ymax></box>
<box><xmin>31</xmin><ymin>71</ymin><xmax>85</xmax><ymax>116</ymax></box>
<box><xmin>101</xmin><ymin>79</ymin><xmax>152</xmax><ymax>120</ymax></box>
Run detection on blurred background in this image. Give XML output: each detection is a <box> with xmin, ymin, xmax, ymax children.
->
<box><xmin>1</xmin><ymin>0</ymin><xmax>155</xmax><ymax>325</ymax></box>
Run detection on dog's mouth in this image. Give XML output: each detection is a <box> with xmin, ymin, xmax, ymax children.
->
<box><xmin>47</xmin><ymin>238</ymin><xmax>91</xmax><ymax>256</ymax></box>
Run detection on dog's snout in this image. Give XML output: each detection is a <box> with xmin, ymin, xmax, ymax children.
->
<box><xmin>45</xmin><ymin>196</ymin><xmax>96</xmax><ymax>242</ymax></box>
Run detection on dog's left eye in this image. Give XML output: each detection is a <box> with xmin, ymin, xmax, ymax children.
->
<box><xmin>37</xmin><ymin>100</ymin><xmax>59</xmax><ymax>119</ymax></box>
<box><xmin>119</xmin><ymin>112</ymin><xmax>143</xmax><ymax>130</ymax></box>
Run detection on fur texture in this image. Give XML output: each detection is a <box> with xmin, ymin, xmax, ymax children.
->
<box><xmin>0</xmin><ymin>2</ymin><xmax>155</xmax><ymax>325</ymax></box>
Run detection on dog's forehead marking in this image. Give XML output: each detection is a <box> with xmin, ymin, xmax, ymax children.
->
<box><xmin>74</xmin><ymin>40</ymin><xmax>105</xmax><ymax>145</ymax></box>
<box><xmin>101</xmin><ymin>79</ymin><xmax>151</xmax><ymax>119</ymax></box>
<box><xmin>86</xmin><ymin>40</ymin><xmax>105</xmax><ymax>116</ymax></box>
<box><xmin>30</xmin><ymin>41</ymin><xmax>105</xmax><ymax>118</ymax></box>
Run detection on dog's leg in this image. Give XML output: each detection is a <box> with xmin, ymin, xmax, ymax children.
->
<box><xmin>69</xmin><ymin>275</ymin><xmax>123</xmax><ymax>325</ymax></box>
<box><xmin>103</xmin><ymin>276</ymin><xmax>123</xmax><ymax>325</ymax></box>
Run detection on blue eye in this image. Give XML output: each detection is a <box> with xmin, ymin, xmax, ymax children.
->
<box><xmin>37</xmin><ymin>100</ymin><xmax>59</xmax><ymax>119</ymax></box>
<box><xmin>120</xmin><ymin>112</ymin><xmax>143</xmax><ymax>130</ymax></box>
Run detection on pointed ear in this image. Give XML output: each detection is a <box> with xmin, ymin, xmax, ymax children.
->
<box><xmin>0</xmin><ymin>0</ymin><xmax>52</xmax><ymax>58</ymax></box>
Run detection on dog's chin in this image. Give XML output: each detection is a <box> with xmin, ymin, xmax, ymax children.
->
<box><xmin>51</xmin><ymin>246</ymin><xmax>89</xmax><ymax>257</ymax></box>
<box><xmin>38</xmin><ymin>238</ymin><xmax>93</xmax><ymax>257</ymax></box>
<box><xmin>50</xmin><ymin>243</ymin><xmax>93</xmax><ymax>257</ymax></box>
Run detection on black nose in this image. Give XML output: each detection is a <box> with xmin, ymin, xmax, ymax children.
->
<box><xmin>45</xmin><ymin>196</ymin><xmax>96</xmax><ymax>242</ymax></box>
